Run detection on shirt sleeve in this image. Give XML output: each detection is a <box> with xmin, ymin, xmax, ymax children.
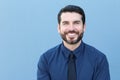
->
<box><xmin>37</xmin><ymin>54</ymin><xmax>51</xmax><ymax>80</ymax></box>
<box><xmin>93</xmin><ymin>55</ymin><xmax>110</xmax><ymax>80</ymax></box>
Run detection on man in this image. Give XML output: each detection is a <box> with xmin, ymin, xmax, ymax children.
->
<box><xmin>37</xmin><ymin>5</ymin><xmax>110</xmax><ymax>80</ymax></box>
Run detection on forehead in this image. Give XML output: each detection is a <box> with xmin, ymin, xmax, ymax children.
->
<box><xmin>60</xmin><ymin>12</ymin><xmax>82</xmax><ymax>21</ymax></box>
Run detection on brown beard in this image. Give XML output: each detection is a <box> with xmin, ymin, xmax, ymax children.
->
<box><xmin>60</xmin><ymin>30</ymin><xmax>84</xmax><ymax>44</ymax></box>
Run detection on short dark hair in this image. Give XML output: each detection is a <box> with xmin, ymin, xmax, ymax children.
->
<box><xmin>57</xmin><ymin>5</ymin><xmax>85</xmax><ymax>25</ymax></box>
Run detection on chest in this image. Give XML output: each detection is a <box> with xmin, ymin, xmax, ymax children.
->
<box><xmin>48</xmin><ymin>56</ymin><xmax>94</xmax><ymax>80</ymax></box>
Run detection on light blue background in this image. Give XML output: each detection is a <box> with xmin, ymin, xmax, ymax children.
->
<box><xmin>0</xmin><ymin>0</ymin><xmax>120</xmax><ymax>80</ymax></box>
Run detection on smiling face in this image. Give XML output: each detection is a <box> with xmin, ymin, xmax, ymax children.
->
<box><xmin>58</xmin><ymin>12</ymin><xmax>86</xmax><ymax>45</ymax></box>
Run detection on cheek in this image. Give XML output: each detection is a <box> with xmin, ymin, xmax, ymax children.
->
<box><xmin>60</xmin><ymin>27</ymin><xmax>67</xmax><ymax>33</ymax></box>
<box><xmin>78</xmin><ymin>27</ymin><xmax>84</xmax><ymax>31</ymax></box>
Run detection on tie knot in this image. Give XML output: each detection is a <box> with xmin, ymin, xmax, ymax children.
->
<box><xmin>69</xmin><ymin>53</ymin><xmax>75</xmax><ymax>60</ymax></box>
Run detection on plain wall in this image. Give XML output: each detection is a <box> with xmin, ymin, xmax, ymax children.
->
<box><xmin>0</xmin><ymin>0</ymin><xmax>120</xmax><ymax>80</ymax></box>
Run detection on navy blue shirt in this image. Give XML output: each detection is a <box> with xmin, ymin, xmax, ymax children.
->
<box><xmin>37</xmin><ymin>41</ymin><xmax>110</xmax><ymax>80</ymax></box>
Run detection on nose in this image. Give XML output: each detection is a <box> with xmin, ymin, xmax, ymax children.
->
<box><xmin>69</xmin><ymin>24</ymin><xmax>75</xmax><ymax>31</ymax></box>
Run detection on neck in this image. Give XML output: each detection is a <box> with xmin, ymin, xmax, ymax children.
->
<box><xmin>63</xmin><ymin>40</ymin><xmax>82</xmax><ymax>51</ymax></box>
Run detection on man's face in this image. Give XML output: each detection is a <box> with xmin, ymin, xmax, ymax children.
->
<box><xmin>58</xmin><ymin>12</ymin><xmax>86</xmax><ymax>44</ymax></box>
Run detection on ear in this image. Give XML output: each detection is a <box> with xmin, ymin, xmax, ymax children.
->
<box><xmin>83</xmin><ymin>24</ymin><xmax>86</xmax><ymax>32</ymax></box>
<box><xmin>57</xmin><ymin>24</ymin><xmax>60</xmax><ymax>33</ymax></box>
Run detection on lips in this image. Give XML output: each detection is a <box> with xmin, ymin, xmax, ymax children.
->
<box><xmin>67</xmin><ymin>33</ymin><xmax>77</xmax><ymax>38</ymax></box>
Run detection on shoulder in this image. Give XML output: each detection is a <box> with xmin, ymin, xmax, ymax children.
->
<box><xmin>43</xmin><ymin>44</ymin><xmax>61</xmax><ymax>57</ymax></box>
<box><xmin>84</xmin><ymin>42</ymin><xmax>106</xmax><ymax>58</ymax></box>
<box><xmin>83</xmin><ymin>42</ymin><xmax>107</xmax><ymax>64</ymax></box>
<box><xmin>38</xmin><ymin>43</ymin><xmax>62</xmax><ymax>63</ymax></box>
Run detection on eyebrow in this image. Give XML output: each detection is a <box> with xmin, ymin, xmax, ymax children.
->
<box><xmin>75</xmin><ymin>20</ymin><xmax>81</xmax><ymax>22</ymax></box>
<box><xmin>62</xmin><ymin>21</ymin><xmax>69</xmax><ymax>24</ymax></box>
<box><xmin>74</xmin><ymin>20</ymin><xmax>81</xmax><ymax>23</ymax></box>
<box><xmin>62</xmin><ymin>20</ymin><xmax>81</xmax><ymax>22</ymax></box>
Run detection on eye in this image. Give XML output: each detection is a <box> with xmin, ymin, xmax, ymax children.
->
<box><xmin>62</xmin><ymin>21</ymin><xmax>69</xmax><ymax>25</ymax></box>
<box><xmin>74</xmin><ymin>21</ymin><xmax>81</xmax><ymax>25</ymax></box>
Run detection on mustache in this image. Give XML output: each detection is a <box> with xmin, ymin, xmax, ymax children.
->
<box><xmin>64</xmin><ymin>30</ymin><xmax>79</xmax><ymax>34</ymax></box>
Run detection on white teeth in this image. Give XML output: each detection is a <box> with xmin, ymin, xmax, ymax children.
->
<box><xmin>68</xmin><ymin>34</ymin><xmax>75</xmax><ymax>36</ymax></box>
<box><xmin>68</xmin><ymin>33</ymin><xmax>75</xmax><ymax>35</ymax></box>
<box><xmin>67</xmin><ymin>33</ymin><xmax>76</xmax><ymax>37</ymax></box>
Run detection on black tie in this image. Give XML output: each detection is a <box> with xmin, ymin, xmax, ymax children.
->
<box><xmin>68</xmin><ymin>53</ymin><xmax>76</xmax><ymax>80</ymax></box>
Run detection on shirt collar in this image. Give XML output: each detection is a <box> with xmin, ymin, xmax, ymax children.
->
<box><xmin>61</xmin><ymin>41</ymin><xmax>85</xmax><ymax>59</ymax></box>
